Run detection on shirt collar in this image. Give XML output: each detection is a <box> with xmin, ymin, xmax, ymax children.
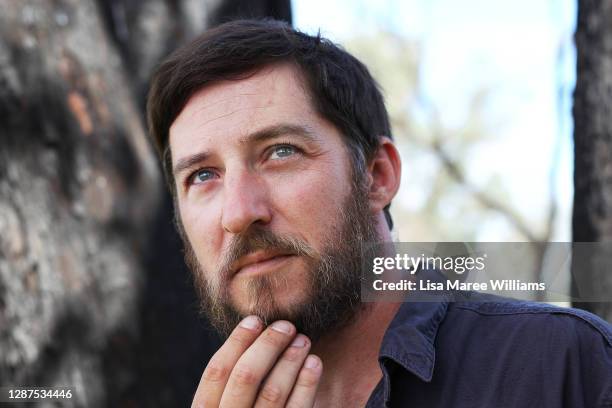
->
<box><xmin>378</xmin><ymin>300</ymin><xmax>449</xmax><ymax>382</ymax></box>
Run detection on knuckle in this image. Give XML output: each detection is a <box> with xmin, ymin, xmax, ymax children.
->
<box><xmin>232</xmin><ymin>364</ymin><xmax>259</xmax><ymax>387</ymax></box>
<box><xmin>282</xmin><ymin>346</ymin><xmax>304</xmax><ymax>362</ymax></box>
<box><xmin>228</xmin><ymin>330</ymin><xmax>254</xmax><ymax>348</ymax></box>
<box><xmin>193</xmin><ymin>396</ymin><xmax>212</xmax><ymax>408</ymax></box>
<box><xmin>259</xmin><ymin>384</ymin><xmax>283</xmax><ymax>403</ymax></box>
<box><xmin>194</xmin><ymin>390</ymin><xmax>217</xmax><ymax>406</ymax></box>
<box><xmin>202</xmin><ymin>359</ymin><xmax>229</xmax><ymax>383</ymax></box>
<box><xmin>296</xmin><ymin>370</ymin><xmax>320</xmax><ymax>388</ymax></box>
<box><xmin>260</xmin><ymin>330</ymin><xmax>287</xmax><ymax>348</ymax></box>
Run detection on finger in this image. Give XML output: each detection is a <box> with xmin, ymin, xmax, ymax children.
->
<box><xmin>285</xmin><ymin>355</ymin><xmax>323</xmax><ymax>408</ymax></box>
<box><xmin>219</xmin><ymin>320</ymin><xmax>296</xmax><ymax>408</ymax></box>
<box><xmin>254</xmin><ymin>334</ymin><xmax>312</xmax><ymax>407</ymax></box>
<box><xmin>192</xmin><ymin>316</ymin><xmax>263</xmax><ymax>408</ymax></box>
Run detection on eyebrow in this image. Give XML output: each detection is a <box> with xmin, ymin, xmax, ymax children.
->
<box><xmin>172</xmin><ymin>123</ymin><xmax>320</xmax><ymax>177</ymax></box>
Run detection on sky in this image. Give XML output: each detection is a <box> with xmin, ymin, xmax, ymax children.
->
<box><xmin>292</xmin><ymin>0</ymin><xmax>577</xmax><ymax>241</ymax></box>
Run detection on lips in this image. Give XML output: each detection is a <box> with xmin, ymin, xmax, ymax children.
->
<box><xmin>231</xmin><ymin>250</ymin><xmax>294</xmax><ymax>277</ymax></box>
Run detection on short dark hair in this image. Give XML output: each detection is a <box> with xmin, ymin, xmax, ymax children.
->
<box><xmin>147</xmin><ymin>18</ymin><xmax>394</xmax><ymax>229</ymax></box>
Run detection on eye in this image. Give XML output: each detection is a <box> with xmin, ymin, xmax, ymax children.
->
<box><xmin>269</xmin><ymin>145</ymin><xmax>297</xmax><ymax>160</ymax></box>
<box><xmin>189</xmin><ymin>168</ymin><xmax>217</xmax><ymax>185</ymax></box>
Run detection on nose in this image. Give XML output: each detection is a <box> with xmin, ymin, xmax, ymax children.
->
<box><xmin>221</xmin><ymin>169</ymin><xmax>272</xmax><ymax>234</ymax></box>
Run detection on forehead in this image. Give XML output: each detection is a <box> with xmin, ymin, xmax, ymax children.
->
<box><xmin>169</xmin><ymin>63</ymin><xmax>321</xmax><ymax>154</ymax></box>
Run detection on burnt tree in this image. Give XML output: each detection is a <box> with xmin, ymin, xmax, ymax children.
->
<box><xmin>572</xmin><ymin>0</ymin><xmax>612</xmax><ymax>322</ymax></box>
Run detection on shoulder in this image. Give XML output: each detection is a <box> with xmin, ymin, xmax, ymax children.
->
<box><xmin>436</xmin><ymin>297</ymin><xmax>612</xmax><ymax>406</ymax></box>
<box><xmin>448</xmin><ymin>296</ymin><xmax>612</xmax><ymax>348</ymax></box>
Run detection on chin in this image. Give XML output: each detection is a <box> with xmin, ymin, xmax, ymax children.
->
<box><xmin>230</xmin><ymin>281</ymin><xmax>312</xmax><ymax>323</ymax></box>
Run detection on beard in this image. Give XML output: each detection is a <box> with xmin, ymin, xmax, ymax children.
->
<box><xmin>181</xmin><ymin>174</ymin><xmax>380</xmax><ymax>341</ymax></box>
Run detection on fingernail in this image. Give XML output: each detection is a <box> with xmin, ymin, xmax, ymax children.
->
<box><xmin>239</xmin><ymin>315</ymin><xmax>260</xmax><ymax>330</ymax></box>
<box><xmin>291</xmin><ymin>335</ymin><xmax>308</xmax><ymax>348</ymax></box>
<box><xmin>270</xmin><ymin>320</ymin><xmax>293</xmax><ymax>334</ymax></box>
<box><xmin>305</xmin><ymin>355</ymin><xmax>320</xmax><ymax>369</ymax></box>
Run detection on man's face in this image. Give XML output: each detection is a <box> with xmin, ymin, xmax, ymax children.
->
<box><xmin>169</xmin><ymin>63</ymin><xmax>378</xmax><ymax>338</ymax></box>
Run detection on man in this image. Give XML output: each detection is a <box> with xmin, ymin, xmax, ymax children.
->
<box><xmin>147</xmin><ymin>19</ymin><xmax>612</xmax><ymax>407</ymax></box>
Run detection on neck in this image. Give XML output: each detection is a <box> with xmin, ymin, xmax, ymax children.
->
<box><xmin>311</xmin><ymin>301</ymin><xmax>401</xmax><ymax>408</ymax></box>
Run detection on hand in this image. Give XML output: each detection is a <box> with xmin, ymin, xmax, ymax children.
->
<box><xmin>192</xmin><ymin>316</ymin><xmax>323</xmax><ymax>407</ymax></box>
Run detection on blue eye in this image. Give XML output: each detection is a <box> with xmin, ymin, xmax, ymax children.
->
<box><xmin>270</xmin><ymin>145</ymin><xmax>296</xmax><ymax>160</ymax></box>
<box><xmin>191</xmin><ymin>169</ymin><xmax>216</xmax><ymax>184</ymax></box>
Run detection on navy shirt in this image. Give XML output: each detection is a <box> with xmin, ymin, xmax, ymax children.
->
<box><xmin>366</xmin><ymin>296</ymin><xmax>612</xmax><ymax>407</ymax></box>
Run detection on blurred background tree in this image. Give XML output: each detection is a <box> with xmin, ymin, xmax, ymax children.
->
<box><xmin>335</xmin><ymin>5</ymin><xmax>565</xmax><ymax>301</ymax></box>
<box><xmin>315</xmin><ymin>0</ymin><xmax>609</xmax><ymax>320</ymax></box>
<box><xmin>571</xmin><ymin>0</ymin><xmax>612</xmax><ymax>322</ymax></box>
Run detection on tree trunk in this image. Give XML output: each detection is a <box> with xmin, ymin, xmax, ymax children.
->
<box><xmin>572</xmin><ymin>0</ymin><xmax>612</xmax><ymax>321</ymax></box>
<box><xmin>0</xmin><ymin>0</ymin><xmax>161</xmax><ymax>406</ymax></box>
<box><xmin>0</xmin><ymin>0</ymin><xmax>291</xmax><ymax>407</ymax></box>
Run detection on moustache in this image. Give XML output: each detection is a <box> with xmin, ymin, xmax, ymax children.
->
<box><xmin>217</xmin><ymin>226</ymin><xmax>318</xmax><ymax>278</ymax></box>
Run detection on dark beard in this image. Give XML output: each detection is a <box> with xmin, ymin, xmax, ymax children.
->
<box><xmin>182</xmin><ymin>175</ymin><xmax>380</xmax><ymax>341</ymax></box>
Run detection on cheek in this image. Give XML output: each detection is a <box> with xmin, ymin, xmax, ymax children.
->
<box><xmin>271</xmin><ymin>167</ymin><xmax>349</xmax><ymax>243</ymax></box>
<box><xmin>178</xmin><ymin>200</ymin><xmax>223</xmax><ymax>266</ymax></box>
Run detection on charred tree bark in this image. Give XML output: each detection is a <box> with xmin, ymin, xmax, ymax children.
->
<box><xmin>0</xmin><ymin>0</ymin><xmax>161</xmax><ymax>406</ymax></box>
<box><xmin>0</xmin><ymin>0</ymin><xmax>291</xmax><ymax>407</ymax></box>
<box><xmin>572</xmin><ymin>0</ymin><xmax>612</xmax><ymax>321</ymax></box>
<box><xmin>209</xmin><ymin>0</ymin><xmax>292</xmax><ymax>26</ymax></box>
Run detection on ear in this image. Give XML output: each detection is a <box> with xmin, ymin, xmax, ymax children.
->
<box><xmin>366</xmin><ymin>136</ymin><xmax>401</xmax><ymax>213</ymax></box>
